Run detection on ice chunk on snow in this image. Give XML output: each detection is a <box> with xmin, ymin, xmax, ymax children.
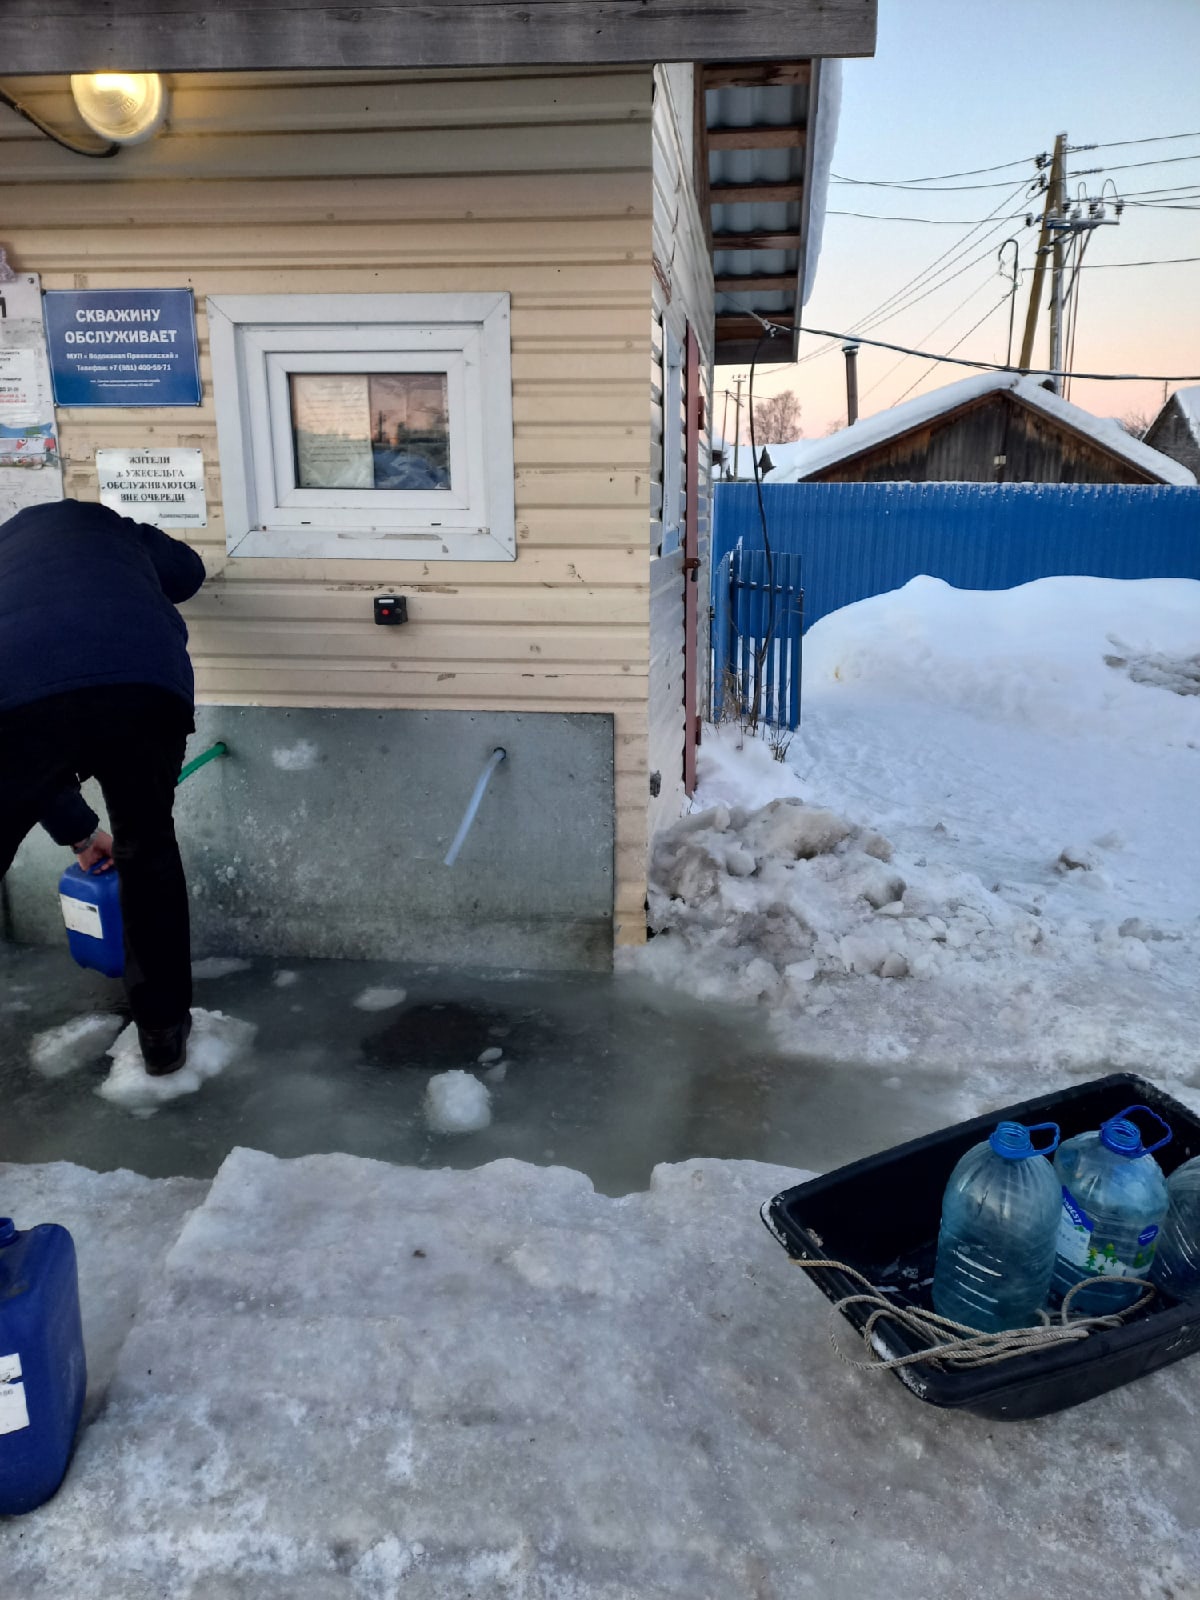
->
<box><xmin>353</xmin><ymin>986</ymin><xmax>407</xmax><ymax>1012</ymax></box>
<box><xmin>270</xmin><ymin>738</ymin><xmax>319</xmax><ymax>771</ymax></box>
<box><xmin>739</xmin><ymin>798</ymin><xmax>853</xmax><ymax>860</ymax></box>
<box><xmin>29</xmin><ymin>1013</ymin><xmax>124</xmax><ymax>1078</ymax></box>
<box><xmin>272</xmin><ymin>969</ymin><xmax>299</xmax><ymax>988</ymax></box>
<box><xmin>477</xmin><ymin>1046</ymin><xmax>504</xmax><ymax>1064</ymax></box>
<box><xmin>192</xmin><ymin>956</ymin><xmax>251</xmax><ymax>980</ymax></box>
<box><xmin>98</xmin><ymin>1008</ymin><xmax>256</xmax><ymax>1111</ymax></box>
<box><xmin>424</xmin><ymin>1070</ymin><xmax>492</xmax><ymax>1134</ymax></box>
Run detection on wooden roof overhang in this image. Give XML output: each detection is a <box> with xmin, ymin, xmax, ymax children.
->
<box><xmin>0</xmin><ymin>2</ymin><xmax>877</xmax><ymax>75</ymax></box>
<box><xmin>700</xmin><ymin>57</ymin><xmax>833</xmax><ymax>366</ymax></box>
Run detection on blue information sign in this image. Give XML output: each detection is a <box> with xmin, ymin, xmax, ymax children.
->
<box><xmin>42</xmin><ymin>288</ymin><xmax>202</xmax><ymax>408</ymax></box>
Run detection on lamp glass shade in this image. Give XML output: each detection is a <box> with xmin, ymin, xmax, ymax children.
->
<box><xmin>69</xmin><ymin>73</ymin><xmax>168</xmax><ymax>144</ymax></box>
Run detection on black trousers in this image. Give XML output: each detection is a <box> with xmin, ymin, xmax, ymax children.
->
<box><xmin>0</xmin><ymin>686</ymin><xmax>194</xmax><ymax>1029</ymax></box>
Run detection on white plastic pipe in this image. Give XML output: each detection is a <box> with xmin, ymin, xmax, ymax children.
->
<box><xmin>443</xmin><ymin>748</ymin><xmax>507</xmax><ymax>867</ymax></box>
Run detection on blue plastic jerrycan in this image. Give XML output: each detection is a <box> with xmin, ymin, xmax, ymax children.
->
<box><xmin>0</xmin><ymin>1217</ymin><xmax>88</xmax><ymax>1515</ymax></box>
<box><xmin>58</xmin><ymin>862</ymin><xmax>124</xmax><ymax>979</ymax></box>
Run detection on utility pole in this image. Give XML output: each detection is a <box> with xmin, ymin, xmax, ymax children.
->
<box><xmin>1019</xmin><ymin>133</ymin><xmax>1064</xmax><ymax>375</ymax></box>
<box><xmin>1048</xmin><ymin>145</ymin><xmax>1067</xmax><ymax>392</ymax></box>
<box><xmin>732</xmin><ymin>374</ymin><xmax>745</xmax><ymax>479</ymax></box>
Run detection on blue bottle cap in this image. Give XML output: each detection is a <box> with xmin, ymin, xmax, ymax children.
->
<box><xmin>0</xmin><ymin>1219</ymin><xmax>15</xmax><ymax>1246</ymax></box>
<box><xmin>989</xmin><ymin>1120</ymin><xmax>1060</xmax><ymax>1159</ymax></box>
<box><xmin>1100</xmin><ymin>1104</ymin><xmax>1172</xmax><ymax>1157</ymax></box>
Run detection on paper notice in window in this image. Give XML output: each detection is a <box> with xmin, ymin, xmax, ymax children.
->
<box><xmin>290</xmin><ymin>374</ymin><xmax>373</xmax><ymax>488</ymax></box>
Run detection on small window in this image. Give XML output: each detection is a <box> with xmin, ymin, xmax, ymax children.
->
<box><xmin>208</xmin><ymin>294</ymin><xmax>515</xmax><ymax>561</ymax></box>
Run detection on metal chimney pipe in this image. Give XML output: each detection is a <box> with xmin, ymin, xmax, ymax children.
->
<box><xmin>842</xmin><ymin>343</ymin><xmax>860</xmax><ymax>426</ymax></box>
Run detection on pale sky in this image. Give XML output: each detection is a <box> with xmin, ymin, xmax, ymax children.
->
<box><xmin>719</xmin><ymin>0</ymin><xmax>1200</xmax><ymax>444</ymax></box>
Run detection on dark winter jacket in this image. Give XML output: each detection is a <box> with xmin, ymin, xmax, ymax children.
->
<box><xmin>0</xmin><ymin>498</ymin><xmax>206</xmax><ymax>843</ymax></box>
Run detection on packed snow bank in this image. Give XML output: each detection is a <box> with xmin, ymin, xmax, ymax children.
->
<box><xmin>4</xmin><ymin>1148</ymin><xmax>1197</xmax><ymax>1599</ymax></box>
<box><xmin>803</xmin><ymin>574</ymin><xmax>1200</xmax><ymax>744</ymax></box>
<box><xmin>424</xmin><ymin>1069</ymin><xmax>492</xmax><ymax>1134</ymax></box>
<box><xmin>631</xmin><ymin>577</ymin><xmax>1200</xmax><ymax>1095</ymax></box>
<box><xmin>98</xmin><ymin>1008</ymin><xmax>256</xmax><ymax>1111</ymax></box>
<box><xmin>29</xmin><ymin>1013</ymin><xmax>123</xmax><ymax>1078</ymax></box>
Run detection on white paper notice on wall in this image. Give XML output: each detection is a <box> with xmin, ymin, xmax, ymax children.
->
<box><xmin>0</xmin><ymin>1353</ymin><xmax>31</xmax><ymax>1436</ymax></box>
<box><xmin>96</xmin><ymin>447</ymin><xmax>208</xmax><ymax>528</ymax></box>
<box><xmin>0</xmin><ymin>270</ymin><xmax>64</xmax><ymax>520</ymax></box>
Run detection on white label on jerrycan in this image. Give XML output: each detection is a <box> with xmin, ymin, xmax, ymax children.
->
<box><xmin>0</xmin><ymin>1354</ymin><xmax>31</xmax><ymax>1434</ymax></box>
<box><xmin>60</xmin><ymin>894</ymin><xmax>104</xmax><ymax>939</ymax></box>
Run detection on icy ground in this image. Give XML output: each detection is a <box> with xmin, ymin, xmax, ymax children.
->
<box><xmin>632</xmin><ymin>577</ymin><xmax>1200</xmax><ymax>1122</ymax></box>
<box><xmin>2</xmin><ymin>1149</ymin><xmax>1198</xmax><ymax>1599</ymax></box>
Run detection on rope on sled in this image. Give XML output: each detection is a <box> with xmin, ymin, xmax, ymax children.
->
<box><xmin>793</xmin><ymin>1257</ymin><xmax>1157</xmax><ymax>1372</ymax></box>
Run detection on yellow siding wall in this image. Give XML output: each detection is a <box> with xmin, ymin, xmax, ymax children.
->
<box><xmin>0</xmin><ymin>68</ymin><xmax>655</xmax><ymax>944</ymax></box>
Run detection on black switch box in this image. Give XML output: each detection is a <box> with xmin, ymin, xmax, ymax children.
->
<box><xmin>373</xmin><ymin>594</ymin><xmax>408</xmax><ymax>625</ymax></box>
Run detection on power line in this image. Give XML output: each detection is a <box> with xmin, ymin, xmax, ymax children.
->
<box><xmin>1068</xmin><ymin>151</ymin><xmax>1200</xmax><ymax>178</ymax></box>
<box><xmin>830</xmin><ymin>153</ymin><xmax>1042</xmax><ymax>185</ymax></box>
<box><xmin>828</xmin><ymin>208</ymin><xmax>1035</xmax><ymax>223</ymax></box>
<box><xmin>1088</xmin><ymin>130</ymin><xmax>1200</xmax><ymax>151</ymax></box>
<box><xmin>832</xmin><ymin>173</ymin><xmax>1041</xmax><ymax>193</ymax></box>
<box><xmin>1022</xmin><ymin>253</ymin><xmax>1200</xmax><ymax>270</ymax></box>
<box><xmin>892</xmin><ymin>295</ymin><xmax>1013</xmax><ymax>405</ymax></box>
<box><xmin>862</xmin><ymin>270</ymin><xmax>1003</xmax><ymax>401</ymax></box>
<box><xmin>785</xmin><ymin>317</ymin><xmax>1200</xmax><ymax>382</ymax></box>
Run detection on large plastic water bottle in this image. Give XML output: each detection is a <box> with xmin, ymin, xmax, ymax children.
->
<box><xmin>0</xmin><ymin>1216</ymin><xmax>87</xmax><ymax>1515</ymax></box>
<box><xmin>932</xmin><ymin>1120</ymin><xmax>1062</xmax><ymax>1332</ymax></box>
<box><xmin>1051</xmin><ymin>1105</ymin><xmax>1171</xmax><ymax>1316</ymax></box>
<box><xmin>1152</xmin><ymin>1155</ymin><xmax>1200</xmax><ymax>1302</ymax></box>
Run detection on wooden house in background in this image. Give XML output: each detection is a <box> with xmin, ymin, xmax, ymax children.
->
<box><xmin>1143</xmin><ymin>387</ymin><xmax>1200</xmax><ymax>482</ymax></box>
<box><xmin>767</xmin><ymin>372</ymin><xmax>1196</xmax><ymax>486</ymax></box>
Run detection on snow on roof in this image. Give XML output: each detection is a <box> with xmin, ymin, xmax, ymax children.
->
<box><xmin>801</xmin><ymin>60</ymin><xmax>841</xmax><ymax>306</ymax></box>
<box><xmin>1170</xmin><ymin>384</ymin><xmax>1200</xmax><ymax>446</ymax></box>
<box><xmin>765</xmin><ymin>371</ymin><xmax>1198</xmax><ymax>486</ymax></box>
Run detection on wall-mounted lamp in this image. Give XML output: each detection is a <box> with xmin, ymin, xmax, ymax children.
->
<box><xmin>69</xmin><ymin>74</ymin><xmax>168</xmax><ymax>145</ymax></box>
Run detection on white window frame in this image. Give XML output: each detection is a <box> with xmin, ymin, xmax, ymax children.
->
<box><xmin>207</xmin><ymin>293</ymin><xmax>515</xmax><ymax>561</ymax></box>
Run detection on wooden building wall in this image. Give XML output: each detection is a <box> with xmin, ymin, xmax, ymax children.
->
<box><xmin>0</xmin><ymin>67</ymin><xmax>657</xmax><ymax>945</ymax></box>
<box><xmin>1143</xmin><ymin>400</ymin><xmax>1200</xmax><ymax>481</ymax></box>
<box><xmin>648</xmin><ymin>64</ymin><xmax>714</xmax><ymax>843</ymax></box>
<box><xmin>807</xmin><ymin>396</ymin><xmax>1157</xmax><ymax>485</ymax></box>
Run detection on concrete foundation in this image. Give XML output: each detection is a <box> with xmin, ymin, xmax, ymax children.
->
<box><xmin>4</xmin><ymin>707</ymin><xmax>615</xmax><ymax>971</ymax></box>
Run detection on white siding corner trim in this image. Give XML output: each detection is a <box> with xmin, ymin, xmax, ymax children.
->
<box><xmin>208</xmin><ymin>291</ymin><xmax>516</xmax><ymax>561</ymax></box>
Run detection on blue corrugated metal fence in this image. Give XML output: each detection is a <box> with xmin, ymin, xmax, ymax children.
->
<box><xmin>713</xmin><ymin>482</ymin><xmax>1200</xmax><ymax>638</ymax></box>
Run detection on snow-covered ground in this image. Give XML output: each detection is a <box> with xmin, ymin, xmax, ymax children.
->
<box><xmin>631</xmin><ymin>576</ymin><xmax>1200</xmax><ymax>1121</ymax></box>
<box><xmin>3</xmin><ymin>1150</ymin><xmax>1198</xmax><ymax>1598</ymax></box>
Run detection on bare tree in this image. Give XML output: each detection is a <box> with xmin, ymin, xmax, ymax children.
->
<box><xmin>751</xmin><ymin>389</ymin><xmax>803</xmax><ymax>444</ymax></box>
<box><xmin>824</xmin><ymin>415</ymin><xmax>848</xmax><ymax>436</ymax></box>
<box><xmin>1118</xmin><ymin>408</ymin><xmax>1153</xmax><ymax>440</ymax></box>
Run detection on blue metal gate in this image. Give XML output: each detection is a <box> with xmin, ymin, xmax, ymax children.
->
<box><xmin>713</xmin><ymin>481</ymin><xmax>1200</xmax><ymax>636</ymax></box>
<box><xmin>713</xmin><ymin>544</ymin><xmax>804</xmax><ymax>730</ymax></box>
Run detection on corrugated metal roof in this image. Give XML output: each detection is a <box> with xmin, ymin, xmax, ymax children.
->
<box><xmin>703</xmin><ymin>67</ymin><xmax>819</xmax><ymax>363</ymax></box>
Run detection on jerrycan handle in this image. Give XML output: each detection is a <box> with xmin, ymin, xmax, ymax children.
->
<box><xmin>1026</xmin><ymin>1122</ymin><xmax>1060</xmax><ymax>1155</ymax></box>
<box><xmin>1110</xmin><ymin>1104</ymin><xmax>1173</xmax><ymax>1155</ymax></box>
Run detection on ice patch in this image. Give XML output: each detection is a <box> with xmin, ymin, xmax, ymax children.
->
<box><xmin>272</xmin><ymin>969</ymin><xmax>299</xmax><ymax>988</ymax></box>
<box><xmin>270</xmin><ymin>739</ymin><xmax>319</xmax><ymax>771</ymax></box>
<box><xmin>353</xmin><ymin>986</ymin><xmax>407</xmax><ymax>1012</ymax></box>
<box><xmin>192</xmin><ymin>956</ymin><xmax>252</xmax><ymax>980</ymax></box>
<box><xmin>478</xmin><ymin>1046</ymin><xmax>504</xmax><ymax>1064</ymax></box>
<box><xmin>424</xmin><ymin>1070</ymin><xmax>492</xmax><ymax>1134</ymax></box>
<box><xmin>29</xmin><ymin>1013</ymin><xmax>124</xmax><ymax>1078</ymax></box>
<box><xmin>98</xmin><ymin>1008</ymin><xmax>257</xmax><ymax>1111</ymax></box>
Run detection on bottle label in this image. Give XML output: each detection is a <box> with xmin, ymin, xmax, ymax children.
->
<box><xmin>0</xmin><ymin>1353</ymin><xmax>30</xmax><ymax>1435</ymax></box>
<box><xmin>1057</xmin><ymin>1187</ymin><xmax>1158</xmax><ymax>1277</ymax></box>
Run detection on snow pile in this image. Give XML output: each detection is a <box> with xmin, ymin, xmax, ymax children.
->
<box><xmin>28</xmin><ymin>1013</ymin><xmax>124</xmax><ymax>1078</ymax></box>
<box><xmin>642</xmin><ymin>796</ymin><xmax>908</xmax><ymax>1004</ymax></box>
<box><xmin>353</xmin><ymin>986</ymin><xmax>407</xmax><ymax>1012</ymax></box>
<box><xmin>272</xmin><ymin>968</ymin><xmax>299</xmax><ymax>988</ymax></box>
<box><xmin>271</xmin><ymin>738</ymin><xmax>319</xmax><ymax>771</ymax></box>
<box><xmin>803</xmin><ymin>574</ymin><xmax>1200</xmax><ymax>746</ymax></box>
<box><xmin>424</xmin><ymin>1069</ymin><xmax>492</xmax><ymax>1134</ymax></box>
<box><xmin>4</xmin><ymin>1148</ymin><xmax>1197</xmax><ymax>1598</ymax></box>
<box><xmin>98</xmin><ymin>1008</ymin><xmax>257</xmax><ymax>1111</ymax></box>
<box><xmin>191</xmin><ymin>956</ymin><xmax>252</xmax><ymax>981</ymax></box>
<box><xmin>632</xmin><ymin>577</ymin><xmax>1200</xmax><ymax>1088</ymax></box>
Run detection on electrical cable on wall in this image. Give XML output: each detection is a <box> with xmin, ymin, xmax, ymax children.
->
<box><xmin>0</xmin><ymin>87</ymin><xmax>119</xmax><ymax>159</ymax></box>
